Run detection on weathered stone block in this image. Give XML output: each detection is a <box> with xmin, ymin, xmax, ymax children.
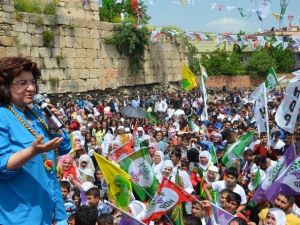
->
<box><xmin>43</xmin><ymin>58</ymin><xmax>58</xmax><ymax>69</ymax></box>
<box><xmin>64</xmin><ymin>36</ymin><xmax>74</xmax><ymax>48</ymax></box>
<box><xmin>30</xmin><ymin>47</ymin><xmax>39</xmax><ymax>58</ymax></box>
<box><xmin>0</xmin><ymin>47</ymin><xmax>7</xmax><ymax>57</ymax></box>
<box><xmin>2</xmin><ymin>5</ymin><xmax>14</xmax><ymax>12</ymax></box>
<box><xmin>84</xmin><ymin>57</ymin><xmax>95</xmax><ymax>69</ymax></box>
<box><xmin>75</xmin><ymin>48</ymin><xmax>87</xmax><ymax>58</ymax></box>
<box><xmin>74</xmin><ymin>58</ymin><xmax>85</xmax><ymax>68</ymax></box>
<box><xmin>5</xmin><ymin>47</ymin><xmax>17</xmax><ymax>56</ymax></box>
<box><xmin>61</xmin><ymin>48</ymin><xmax>76</xmax><ymax>58</ymax></box>
<box><xmin>17</xmin><ymin>33</ymin><xmax>31</xmax><ymax>46</ymax></box>
<box><xmin>14</xmin><ymin>22</ymin><xmax>28</xmax><ymax>33</ymax></box>
<box><xmin>31</xmin><ymin>34</ymin><xmax>43</xmax><ymax>47</ymax></box>
<box><xmin>0</xmin><ymin>36</ymin><xmax>15</xmax><ymax>46</ymax></box>
<box><xmin>74</xmin><ymin>37</ymin><xmax>83</xmax><ymax>48</ymax></box>
<box><xmin>17</xmin><ymin>46</ymin><xmax>30</xmax><ymax>57</ymax></box>
<box><xmin>39</xmin><ymin>47</ymin><xmax>51</xmax><ymax>58</ymax></box>
<box><xmin>86</xmin><ymin>48</ymin><xmax>97</xmax><ymax>58</ymax></box>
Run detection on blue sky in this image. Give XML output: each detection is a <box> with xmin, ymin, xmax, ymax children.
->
<box><xmin>145</xmin><ymin>0</ymin><xmax>300</xmax><ymax>33</ymax></box>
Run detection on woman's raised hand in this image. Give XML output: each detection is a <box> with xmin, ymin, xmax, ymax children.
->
<box><xmin>31</xmin><ymin>136</ymin><xmax>63</xmax><ymax>154</ymax></box>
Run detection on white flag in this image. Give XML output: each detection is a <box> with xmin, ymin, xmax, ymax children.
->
<box><xmin>275</xmin><ymin>78</ymin><xmax>300</xmax><ymax>133</ymax></box>
<box><xmin>254</xmin><ymin>84</ymin><xmax>268</xmax><ymax>134</ymax></box>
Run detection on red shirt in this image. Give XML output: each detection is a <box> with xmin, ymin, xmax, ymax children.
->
<box><xmin>253</xmin><ymin>143</ymin><xmax>276</xmax><ymax>159</ymax></box>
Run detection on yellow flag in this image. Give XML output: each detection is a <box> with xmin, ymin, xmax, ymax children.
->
<box><xmin>94</xmin><ymin>152</ymin><xmax>132</xmax><ymax>210</ymax></box>
<box><xmin>272</xmin><ymin>13</ymin><xmax>280</xmax><ymax>21</ymax></box>
<box><xmin>182</xmin><ymin>64</ymin><xmax>197</xmax><ymax>91</ymax></box>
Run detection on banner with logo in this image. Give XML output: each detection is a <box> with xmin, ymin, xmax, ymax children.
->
<box><xmin>119</xmin><ymin>147</ymin><xmax>159</xmax><ymax>201</ymax></box>
<box><xmin>142</xmin><ymin>178</ymin><xmax>196</xmax><ymax>224</ymax></box>
<box><xmin>275</xmin><ymin>78</ymin><xmax>300</xmax><ymax>133</ymax></box>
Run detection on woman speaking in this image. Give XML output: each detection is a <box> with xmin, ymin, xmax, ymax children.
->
<box><xmin>0</xmin><ymin>57</ymin><xmax>71</xmax><ymax>225</ymax></box>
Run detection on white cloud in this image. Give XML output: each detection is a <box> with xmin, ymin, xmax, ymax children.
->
<box><xmin>203</xmin><ymin>17</ymin><xmax>248</xmax><ymax>33</ymax></box>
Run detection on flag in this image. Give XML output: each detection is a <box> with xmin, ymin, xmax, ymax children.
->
<box><xmin>238</xmin><ymin>8</ymin><xmax>247</xmax><ymax>17</ymax></box>
<box><xmin>209</xmin><ymin>145</ymin><xmax>218</xmax><ymax>165</ymax></box>
<box><xmin>253</xmin><ymin>83</ymin><xmax>268</xmax><ymax>134</ymax></box>
<box><xmin>257</xmin><ymin>0</ymin><xmax>271</xmax><ymax>20</ymax></box>
<box><xmin>182</xmin><ymin>64</ymin><xmax>197</xmax><ymax>91</ymax></box>
<box><xmin>280</xmin><ymin>0</ymin><xmax>289</xmax><ymax>24</ymax></box>
<box><xmin>131</xmin><ymin>0</ymin><xmax>138</xmax><ymax>13</ymax></box>
<box><xmin>272</xmin><ymin>13</ymin><xmax>281</xmax><ymax>21</ymax></box>
<box><xmin>109</xmin><ymin>139</ymin><xmax>134</xmax><ymax>162</ymax></box>
<box><xmin>222</xmin><ymin>132</ymin><xmax>254</xmax><ymax>167</ymax></box>
<box><xmin>265</xmin><ymin>156</ymin><xmax>300</xmax><ymax>201</ymax></box>
<box><xmin>142</xmin><ymin>177</ymin><xmax>196</xmax><ymax>224</ymax></box>
<box><xmin>145</xmin><ymin>112</ymin><xmax>159</xmax><ymax>125</ymax></box>
<box><xmin>265</xmin><ymin>67</ymin><xmax>279</xmax><ymax>91</ymax></box>
<box><xmin>168</xmin><ymin>169</ymin><xmax>184</xmax><ymax>225</ymax></box>
<box><xmin>252</xmin><ymin>169</ymin><xmax>262</xmax><ymax>190</ymax></box>
<box><xmin>118</xmin><ymin>147</ymin><xmax>159</xmax><ymax>201</ymax></box>
<box><xmin>119</xmin><ymin>215</ymin><xmax>141</xmax><ymax>225</ymax></box>
<box><xmin>94</xmin><ymin>152</ymin><xmax>132</xmax><ymax>210</ymax></box>
<box><xmin>200</xmin><ymin>69</ymin><xmax>208</xmax><ymax>120</ymax></box>
<box><xmin>200</xmin><ymin>64</ymin><xmax>208</xmax><ymax>82</ymax></box>
<box><xmin>208</xmin><ymin>202</ymin><xmax>235</xmax><ymax>225</ymax></box>
<box><xmin>275</xmin><ymin>77</ymin><xmax>300</xmax><ymax>133</ymax></box>
<box><xmin>253</xmin><ymin>145</ymin><xmax>296</xmax><ymax>202</ymax></box>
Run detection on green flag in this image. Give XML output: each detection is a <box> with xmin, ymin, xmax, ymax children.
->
<box><xmin>145</xmin><ymin>111</ymin><xmax>159</xmax><ymax>125</ymax></box>
<box><xmin>118</xmin><ymin>147</ymin><xmax>159</xmax><ymax>201</ymax></box>
<box><xmin>182</xmin><ymin>64</ymin><xmax>197</xmax><ymax>91</ymax></box>
<box><xmin>238</xmin><ymin>8</ymin><xmax>247</xmax><ymax>17</ymax></box>
<box><xmin>252</xmin><ymin>169</ymin><xmax>262</xmax><ymax>190</ymax></box>
<box><xmin>265</xmin><ymin>67</ymin><xmax>279</xmax><ymax>92</ymax></box>
<box><xmin>209</xmin><ymin>145</ymin><xmax>218</xmax><ymax>165</ymax></box>
<box><xmin>222</xmin><ymin>132</ymin><xmax>254</xmax><ymax>168</ymax></box>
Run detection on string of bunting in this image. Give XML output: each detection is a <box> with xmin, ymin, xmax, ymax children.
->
<box><xmin>150</xmin><ymin>28</ymin><xmax>300</xmax><ymax>51</ymax></box>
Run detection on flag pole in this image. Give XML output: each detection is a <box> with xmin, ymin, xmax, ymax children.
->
<box><xmin>200</xmin><ymin>75</ymin><xmax>208</xmax><ymax>121</ymax></box>
<box><xmin>104</xmin><ymin>200</ymin><xmax>147</xmax><ymax>225</ymax></box>
<box><xmin>263</xmin><ymin>83</ymin><xmax>270</xmax><ymax>145</ymax></box>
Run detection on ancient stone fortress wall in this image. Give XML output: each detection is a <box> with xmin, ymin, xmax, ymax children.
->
<box><xmin>0</xmin><ymin>0</ymin><xmax>187</xmax><ymax>93</ymax></box>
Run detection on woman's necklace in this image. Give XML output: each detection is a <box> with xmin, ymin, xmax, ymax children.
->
<box><xmin>6</xmin><ymin>104</ymin><xmax>59</xmax><ymax>172</ymax></box>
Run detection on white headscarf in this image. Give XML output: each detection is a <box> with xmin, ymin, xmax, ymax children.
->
<box><xmin>152</xmin><ymin>150</ymin><xmax>165</xmax><ymax>177</ymax></box>
<box><xmin>204</xmin><ymin>165</ymin><xmax>220</xmax><ymax>183</ymax></box>
<box><xmin>157</xmin><ymin>160</ymin><xmax>174</xmax><ymax>182</ymax></box>
<box><xmin>199</xmin><ymin>150</ymin><xmax>212</xmax><ymax>171</ymax></box>
<box><xmin>78</xmin><ymin>154</ymin><xmax>95</xmax><ymax>177</ymax></box>
<box><xmin>267</xmin><ymin>208</ymin><xmax>286</xmax><ymax>225</ymax></box>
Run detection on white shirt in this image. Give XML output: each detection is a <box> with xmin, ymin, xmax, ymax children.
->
<box><xmin>212</xmin><ymin>180</ymin><xmax>247</xmax><ymax>205</ymax></box>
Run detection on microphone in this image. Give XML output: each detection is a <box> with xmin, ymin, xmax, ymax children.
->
<box><xmin>33</xmin><ymin>94</ymin><xmax>64</xmax><ymax>129</ymax></box>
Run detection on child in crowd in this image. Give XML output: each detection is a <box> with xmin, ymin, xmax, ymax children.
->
<box><xmin>86</xmin><ymin>187</ymin><xmax>111</xmax><ymax>216</ymax></box>
<box><xmin>60</xmin><ymin>181</ymin><xmax>76</xmax><ymax>218</ymax></box>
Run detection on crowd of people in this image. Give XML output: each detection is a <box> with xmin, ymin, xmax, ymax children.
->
<box><xmin>1</xmin><ymin>57</ymin><xmax>300</xmax><ymax>225</ymax></box>
<box><xmin>53</xmin><ymin>82</ymin><xmax>300</xmax><ymax>225</ymax></box>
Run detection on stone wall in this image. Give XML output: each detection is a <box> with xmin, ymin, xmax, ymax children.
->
<box><xmin>0</xmin><ymin>0</ymin><xmax>187</xmax><ymax>93</ymax></box>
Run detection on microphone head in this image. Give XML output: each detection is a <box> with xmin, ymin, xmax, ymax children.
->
<box><xmin>33</xmin><ymin>94</ymin><xmax>45</xmax><ymax>106</ymax></box>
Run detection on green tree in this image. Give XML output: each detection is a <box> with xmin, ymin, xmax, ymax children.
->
<box><xmin>99</xmin><ymin>0</ymin><xmax>150</xmax><ymax>24</ymax></box>
<box><xmin>186</xmin><ymin>43</ymin><xmax>201</xmax><ymax>76</ymax></box>
<box><xmin>200</xmin><ymin>49</ymin><xmax>230</xmax><ymax>75</ymax></box>
<box><xmin>266</xmin><ymin>47</ymin><xmax>296</xmax><ymax>73</ymax></box>
<box><xmin>246</xmin><ymin>48</ymin><xmax>276</xmax><ymax>76</ymax></box>
<box><xmin>106</xmin><ymin>23</ymin><xmax>150</xmax><ymax>74</ymax></box>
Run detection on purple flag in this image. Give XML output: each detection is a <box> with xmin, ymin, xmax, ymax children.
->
<box><xmin>119</xmin><ymin>214</ymin><xmax>141</xmax><ymax>225</ymax></box>
<box><xmin>253</xmin><ymin>145</ymin><xmax>296</xmax><ymax>202</ymax></box>
<box><xmin>210</xmin><ymin>202</ymin><xmax>234</xmax><ymax>225</ymax></box>
<box><xmin>265</xmin><ymin>156</ymin><xmax>300</xmax><ymax>201</ymax></box>
<box><xmin>79</xmin><ymin>187</ymin><xmax>87</xmax><ymax>205</ymax></box>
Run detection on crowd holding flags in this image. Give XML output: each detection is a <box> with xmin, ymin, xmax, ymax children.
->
<box><xmin>82</xmin><ymin>63</ymin><xmax>300</xmax><ymax>224</ymax></box>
